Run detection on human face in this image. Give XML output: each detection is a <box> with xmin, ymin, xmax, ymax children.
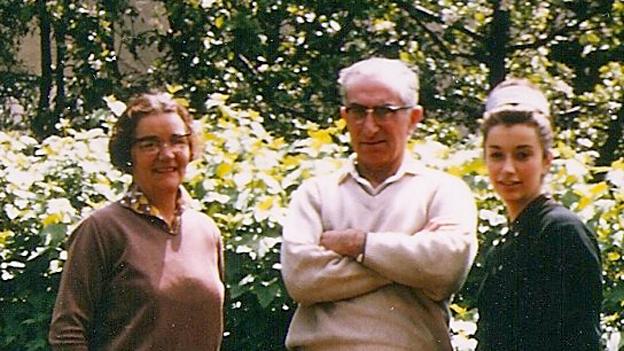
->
<box><xmin>340</xmin><ymin>76</ymin><xmax>422</xmax><ymax>183</ymax></box>
<box><xmin>131</xmin><ymin>112</ymin><xmax>191</xmax><ymax>199</ymax></box>
<box><xmin>484</xmin><ymin>124</ymin><xmax>552</xmax><ymax>220</ymax></box>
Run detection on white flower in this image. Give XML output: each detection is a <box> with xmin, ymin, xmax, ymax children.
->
<box><xmin>607</xmin><ymin>169</ymin><xmax>624</xmax><ymax>188</ymax></box>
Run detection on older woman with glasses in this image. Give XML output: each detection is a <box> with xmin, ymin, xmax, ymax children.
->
<box><xmin>49</xmin><ymin>92</ymin><xmax>225</xmax><ymax>351</ymax></box>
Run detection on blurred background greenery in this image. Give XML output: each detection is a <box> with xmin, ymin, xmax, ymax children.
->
<box><xmin>0</xmin><ymin>1</ymin><xmax>623</xmax><ymax>350</ymax></box>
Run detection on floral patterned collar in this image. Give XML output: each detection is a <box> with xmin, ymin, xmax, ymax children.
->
<box><xmin>119</xmin><ymin>183</ymin><xmax>190</xmax><ymax>235</ymax></box>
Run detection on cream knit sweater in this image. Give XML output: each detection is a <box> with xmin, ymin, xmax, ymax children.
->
<box><xmin>281</xmin><ymin>156</ymin><xmax>478</xmax><ymax>351</ymax></box>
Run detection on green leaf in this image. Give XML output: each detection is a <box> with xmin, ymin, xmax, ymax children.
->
<box><xmin>253</xmin><ymin>280</ymin><xmax>280</xmax><ymax>308</ymax></box>
<box><xmin>40</xmin><ymin>224</ymin><xmax>68</xmax><ymax>246</ymax></box>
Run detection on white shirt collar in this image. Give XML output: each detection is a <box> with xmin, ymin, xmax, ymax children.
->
<box><xmin>337</xmin><ymin>154</ymin><xmax>425</xmax><ymax>193</ymax></box>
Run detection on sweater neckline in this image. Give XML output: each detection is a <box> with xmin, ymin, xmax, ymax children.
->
<box><xmin>509</xmin><ymin>193</ymin><xmax>550</xmax><ymax>231</ymax></box>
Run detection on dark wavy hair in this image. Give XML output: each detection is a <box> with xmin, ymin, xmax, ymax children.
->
<box><xmin>108</xmin><ymin>92</ymin><xmax>201</xmax><ymax>174</ymax></box>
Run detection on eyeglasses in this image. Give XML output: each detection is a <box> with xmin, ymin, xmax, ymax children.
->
<box><xmin>345</xmin><ymin>103</ymin><xmax>413</xmax><ymax>123</ymax></box>
<box><xmin>132</xmin><ymin>133</ymin><xmax>191</xmax><ymax>154</ymax></box>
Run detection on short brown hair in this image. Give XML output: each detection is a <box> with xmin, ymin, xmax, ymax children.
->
<box><xmin>108</xmin><ymin>92</ymin><xmax>201</xmax><ymax>173</ymax></box>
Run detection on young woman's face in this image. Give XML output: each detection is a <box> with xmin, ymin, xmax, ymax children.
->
<box><xmin>484</xmin><ymin>123</ymin><xmax>552</xmax><ymax>219</ymax></box>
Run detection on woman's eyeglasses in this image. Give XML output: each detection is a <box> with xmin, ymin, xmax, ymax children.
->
<box><xmin>132</xmin><ymin>133</ymin><xmax>191</xmax><ymax>154</ymax></box>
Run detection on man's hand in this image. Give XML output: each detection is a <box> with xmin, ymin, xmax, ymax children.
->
<box><xmin>320</xmin><ymin>229</ymin><xmax>366</xmax><ymax>258</ymax></box>
<box><xmin>423</xmin><ymin>219</ymin><xmax>443</xmax><ymax>232</ymax></box>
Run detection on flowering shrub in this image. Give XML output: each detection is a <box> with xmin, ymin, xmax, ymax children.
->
<box><xmin>1</xmin><ymin>96</ymin><xmax>622</xmax><ymax>350</ymax></box>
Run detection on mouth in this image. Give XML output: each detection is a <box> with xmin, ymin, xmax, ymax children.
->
<box><xmin>361</xmin><ymin>140</ymin><xmax>386</xmax><ymax>147</ymax></box>
<box><xmin>497</xmin><ymin>180</ymin><xmax>521</xmax><ymax>188</ymax></box>
<box><xmin>153</xmin><ymin>166</ymin><xmax>178</xmax><ymax>174</ymax></box>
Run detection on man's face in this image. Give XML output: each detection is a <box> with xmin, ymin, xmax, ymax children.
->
<box><xmin>341</xmin><ymin>76</ymin><xmax>422</xmax><ymax>178</ymax></box>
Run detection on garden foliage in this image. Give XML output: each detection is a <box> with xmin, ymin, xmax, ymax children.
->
<box><xmin>1</xmin><ymin>2</ymin><xmax>623</xmax><ymax>349</ymax></box>
<box><xmin>1</xmin><ymin>94</ymin><xmax>623</xmax><ymax>350</ymax></box>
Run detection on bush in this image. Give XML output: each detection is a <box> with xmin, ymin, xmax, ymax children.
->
<box><xmin>1</xmin><ymin>96</ymin><xmax>622</xmax><ymax>350</ymax></box>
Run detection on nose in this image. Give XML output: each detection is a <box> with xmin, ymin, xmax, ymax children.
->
<box><xmin>500</xmin><ymin>157</ymin><xmax>515</xmax><ymax>174</ymax></box>
<box><xmin>157</xmin><ymin>143</ymin><xmax>176</xmax><ymax>159</ymax></box>
<box><xmin>361</xmin><ymin>112</ymin><xmax>380</xmax><ymax>134</ymax></box>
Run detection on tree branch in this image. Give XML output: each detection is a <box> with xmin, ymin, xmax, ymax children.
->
<box><xmin>394</xmin><ymin>1</ymin><xmax>481</xmax><ymax>61</ymax></box>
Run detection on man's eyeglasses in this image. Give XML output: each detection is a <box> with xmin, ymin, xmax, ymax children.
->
<box><xmin>132</xmin><ymin>133</ymin><xmax>191</xmax><ymax>154</ymax></box>
<box><xmin>345</xmin><ymin>104</ymin><xmax>413</xmax><ymax>123</ymax></box>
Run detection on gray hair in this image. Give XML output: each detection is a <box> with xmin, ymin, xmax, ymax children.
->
<box><xmin>337</xmin><ymin>57</ymin><xmax>419</xmax><ymax>106</ymax></box>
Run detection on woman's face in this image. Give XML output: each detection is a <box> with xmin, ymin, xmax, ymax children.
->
<box><xmin>130</xmin><ymin>112</ymin><xmax>191</xmax><ymax>198</ymax></box>
<box><xmin>484</xmin><ymin>123</ymin><xmax>552</xmax><ymax>219</ymax></box>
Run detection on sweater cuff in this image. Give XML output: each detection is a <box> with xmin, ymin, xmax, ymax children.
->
<box><xmin>355</xmin><ymin>232</ymin><xmax>368</xmax><ymax>263</ymax></box>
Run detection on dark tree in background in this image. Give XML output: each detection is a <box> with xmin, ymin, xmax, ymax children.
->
<box><xmin>1</xmin><ymin>1</ymin><xmax>622</xmax><ymax>157</ymax></box>
<box><xmin>0</xmin><ymin>1</ymin><xmax>622</xmax><ymax>350</ymax></box>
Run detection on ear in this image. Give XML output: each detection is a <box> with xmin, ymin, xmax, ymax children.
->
<box><xmin>542</xmin><ymin>150</ymin><xmax>553</xmax><ymax>173</ymax></box>
<box><xmin>340</xmin><ymin>106</ymin><xmax>348</xmax><ymax>121</ymax></box>
<box><xmin>409</xmin><ymin>105</ymin><xmax>423</xmax><ymax>131</ymax></box>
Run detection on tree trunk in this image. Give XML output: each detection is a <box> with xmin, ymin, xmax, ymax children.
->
<box><xmin>101</xmin><ymin>0</ymin><xmax>122</xmax><ymax>81</ymax></box>
<box><xmin>486</xmin><ymin>0</ymin><xmax>510</xmax><ymax>90</ymax></box>
<box><xmin>33</xmin><ymin>0</ymin><xmax>53</xmax><ymax>139</ymax></box>
<box><xmin>596</xmin><ymin>106</ymin><xmax>624</xmax><ymax>167</ymax></box>
<box><xmin>163</xmin><ymin>1</ymin><xmax>192</xmax><ymax>82</ymax></box>
<box><xmin>53</xmin><ymin>0</ymin><xmax>68</xmax><ymax>121</ymax></box>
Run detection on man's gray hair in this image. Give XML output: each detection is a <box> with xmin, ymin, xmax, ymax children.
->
<box><xmin>338</xmin><ymin>57</ymin><xmax>419</xmax><ymax>106</ymax></box>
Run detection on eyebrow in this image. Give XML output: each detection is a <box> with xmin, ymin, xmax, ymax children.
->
<box><xmin>134</xmin><ymin>132</ymin><xmax>190</xmax><ymax>141</ymax></box>
<box><xmin>486</xmin><ymin>144</ymin><xmax>535</xmax><ymax>150</ymax></box>
<box><xmin>347</xmin><ymin>103</ymin><xmax>401</xmax><ymax>107</ymax></box>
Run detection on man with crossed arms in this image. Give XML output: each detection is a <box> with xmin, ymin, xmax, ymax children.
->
<box><xmin>280</xmin><ymin>57</ymin><xmax>478</xmax><ymax>351</ymax></box>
